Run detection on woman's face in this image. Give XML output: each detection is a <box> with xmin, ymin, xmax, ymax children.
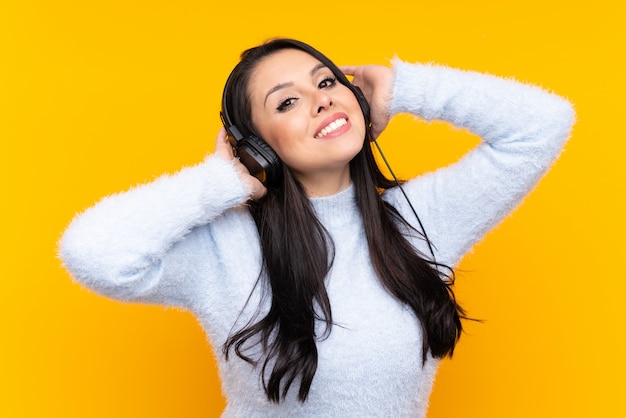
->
<box><xmin>248</xmin><ymin>48</ymin><xmax>366</xmax><ymax>193</ymax></box>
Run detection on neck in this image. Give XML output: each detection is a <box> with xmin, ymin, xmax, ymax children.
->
<box><xmin>295</xmin><ymin>166</ymin><xmax>351</xmax><ymax>197</ymax></box>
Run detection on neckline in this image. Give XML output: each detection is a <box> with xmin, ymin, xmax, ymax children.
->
<box><xmin>309</xmin><ymin>183</ymin><xmax>359</xmax><ymax>227</ymax></box>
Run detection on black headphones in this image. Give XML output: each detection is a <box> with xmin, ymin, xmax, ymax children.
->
<box><xmin>220</xmin><ymin>48</ymin><xmax>371</xmax><ymax>186</ymax></box>
<box><xmin>219</xmin><ymin>67</ymin><xmax>283</xmax><ymax>186</ymax></box>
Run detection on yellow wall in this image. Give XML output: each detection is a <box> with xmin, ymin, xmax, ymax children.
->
<box><xmin>2</xmin><ymin>0</ymin><xmax>624</xmax><ymax>416</ymax></box>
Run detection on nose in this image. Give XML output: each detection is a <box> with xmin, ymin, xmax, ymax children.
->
<box><xmin>313</xmin><ymin>91</ymin><xmax>332</xmax><ymax>115</ymax></box>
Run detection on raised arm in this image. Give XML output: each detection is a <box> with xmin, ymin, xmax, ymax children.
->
<box><xmin>397</xmin><ymin>61</ymin><xmax>574</xmax><ymax>265</ymax></box>
<box><xmin>352</xmin><ymin>60</ymin><xmax>575</xmax><ymax>266</ymax></box>
<box><xmin>58</xmin><ymin>128</ymin><xmax>261</xmax><ymax>306</ymax></box>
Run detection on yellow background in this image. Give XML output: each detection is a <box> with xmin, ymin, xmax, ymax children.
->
<box><xmin>2</xmin><ymin>0</ymin><xmax>624</xmax><ymax>416</ymax></box>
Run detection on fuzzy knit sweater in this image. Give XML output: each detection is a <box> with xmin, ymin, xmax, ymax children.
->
<box><xmin>59</xmin><ymin>60</ymin><xmax>575</xmax><ymax>417</ymax></box>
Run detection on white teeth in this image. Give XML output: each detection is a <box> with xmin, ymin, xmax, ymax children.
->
<box><xmin>316</xmin><ymin>118</ymin><xmax>347</xmax><ymax>138</ymax></box>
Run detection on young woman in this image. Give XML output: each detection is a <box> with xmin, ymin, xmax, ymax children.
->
<box><xmin>59</xmin><ymin>38</ymin><xmax>575</xmax><ymax>417</ymax></box>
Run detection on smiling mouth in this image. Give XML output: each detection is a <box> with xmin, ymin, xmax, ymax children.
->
<box><xmin>315</xmin><ymin>118</ymin><xmax>348</xmax><ymax>139</ymax></box>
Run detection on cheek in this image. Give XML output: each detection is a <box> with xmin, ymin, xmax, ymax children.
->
<box><xmin>261</xmin><ymin>116</ymin><xmax>307</xmax><ymax>151</ymax></box>
<box><xmin>260</xmin><ymin>121</ymin><xmax>286</xmax><ymax>151</ymax></box>
<box><xmin>351</xmin><ymin>114</ymin><xmax>367</xmax><ymax>142</ymax></box>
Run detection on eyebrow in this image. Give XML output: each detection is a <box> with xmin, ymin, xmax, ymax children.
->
<box><xmin>263</xmin><ymin>62</ymin><xmax>328</xmax><ymax>106</ymax></box>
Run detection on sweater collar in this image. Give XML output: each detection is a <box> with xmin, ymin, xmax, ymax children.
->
<box><xmin>309</xmin><ymin>183</ymin><xmax>359</xmax><ymax>227</ymax></box>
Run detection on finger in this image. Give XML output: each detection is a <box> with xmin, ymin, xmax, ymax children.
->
<box><xmin>370</xmin><ymin>114</ymin><xmax>391</xmax><ymax>140</ymax></box>
<box><xmin>339</xmin><ymin>65</ymin><xmax>357</xmax><ymax>76</ymax></box>
<box><xmin>371</xmin><ymin>124</ymin><xmax>382</xmax><ymax>140</ymax></box>
<box><xmin>214</xmin><ymin>127</ymin><xmax>234</xmax><ymax>160</ymax></box>
<box><xmin>248</xmin><ymin>177</ymin><xmax>268</xmax><ymax>200</ymax></box>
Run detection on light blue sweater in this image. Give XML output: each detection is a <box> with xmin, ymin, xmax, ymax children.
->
<box><xmin>59</xmin><ymin>60</ymin><xmax>575</xmax><ymax>417</ymax></box>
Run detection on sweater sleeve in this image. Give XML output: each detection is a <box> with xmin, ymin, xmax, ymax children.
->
<box><xmin>58</xmin><ymin>154</ymin><xmax>251</xmax><ymax>306</ymax></box>
<box><xmin>385</xmin><ymin>60</ymin><xmax>576</xmax><ymax>266</ymax></box>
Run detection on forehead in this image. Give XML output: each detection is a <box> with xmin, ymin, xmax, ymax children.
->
<box><xmin>249</xmin><ymin>49</ymin><xmax>325</xmax><ymax>91</ymax></box>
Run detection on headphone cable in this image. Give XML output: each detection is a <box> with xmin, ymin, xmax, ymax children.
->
<box><xmin>372</xmin><ymin>139</ymin><xmax>436</xmax><ymax>260</ymax></box>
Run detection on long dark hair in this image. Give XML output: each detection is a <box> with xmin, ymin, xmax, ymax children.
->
<box><xmin>222</xmin><ymin>38</ymin><xmax>465</xmax><ymax>403</ymax></box>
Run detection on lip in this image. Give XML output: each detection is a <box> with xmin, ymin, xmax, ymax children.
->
<box><xmin>314</xmin><ymin>112</ymin><xmax>350</xmax><ymax>139</ymax></box>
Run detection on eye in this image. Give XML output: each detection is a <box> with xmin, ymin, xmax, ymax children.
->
<box><xmin>318</xmin><ymin>76</ymin><xmax>336</xmax><ymax>89</ymax></box>
<box><xmin>276</xmin><ymin>97</ymin><xmax>297</xmax><ymax>112</ymax></box>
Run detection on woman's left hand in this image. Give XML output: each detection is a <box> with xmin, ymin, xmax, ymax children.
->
<box><xmin>340</xmin><ymin>64</ymin><xmax>394</xmax><ymax>139</ymax></box>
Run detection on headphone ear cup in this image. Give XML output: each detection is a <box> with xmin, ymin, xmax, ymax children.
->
<box><xmin>237</xmin><ymin>136</ymin><xmax>282</xmax><ymax>186</ymax></box>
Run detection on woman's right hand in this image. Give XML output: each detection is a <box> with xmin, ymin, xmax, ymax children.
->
<box><xmin>214</xmin><ymin>127</ymin><xmax>267</xmax><ymax>200</ymax></box>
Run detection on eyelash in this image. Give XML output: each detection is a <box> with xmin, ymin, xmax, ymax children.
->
<box><xmin>276</xmin><ymin>97</ymin><xmax>296</xmax><ymax>112</ymax></box>
<box><xmin>275</xmin><ymin>76</ymin><xmax>337</xmax><ymax>112</ymax></box>
<box><xmin>318</xmin><ymin>76</ymin><xmax>336</xmax><ymax>89</ymax></box>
